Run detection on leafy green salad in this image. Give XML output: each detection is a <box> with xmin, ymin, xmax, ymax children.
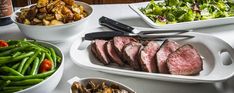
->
<box><xmin>140</xmin><ymin>0</ymin><xmax>234</xmax><ymax>25</ymax></box>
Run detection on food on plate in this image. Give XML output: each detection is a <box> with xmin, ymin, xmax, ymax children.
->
<box><xmin>71</xmin><ymin>80</ymin><xmax>130</xmax><ymax>93</ymax></box>
<box><xmin>106</xmin><ymin>40</ymin><xmax>125</xmax><ymax>66</ymax></box>
<box><xmin>16</xmin><ymin>0</ymin><xmax>87</xmax><ymax>26</ymax></box>
<box><xmin>123</xmin><ymin>42</ymin><xmax>142</xmax><ymax>71</ymax></box>
<box><xmin>156</xmin><ymin>40</ymin><xmax>180</xmax><ymax>74</ymax></box>
<box><xmin>167</xmin><ymin>44</ymin><xmax>203</xmax><ymax>75</ymax></box>
<box><xmin>0</xmin><ymin>39</ymin><xmax>61</xmax><ymax>93</ymax></box>
<box><xmin>140</xmin><ymin>0</ymin><xmax>234</xmax><ymax>25</ymax></box>
<box><xmin>90</xmin><ymin>37</ymin><xmax>203</xmax><ymax>76</ymax></box>
<box><xmin>113</xmin><ymin>36</ymin><xmax>138</xmax><ymax>63</ymax></box>
<box><xmin>91</xmin><ymin>40</ymin><xmax>110</xmax><ymax>65</ymax></box>
<box><xmin>139</xmin><ymin>41</ymin><xmax>160</xmax><ymax>73</ymax></box>
<box><xmin>0</xmin><ymin>40</ymin><xmax>9</xmax><ymax>47</ymax></box>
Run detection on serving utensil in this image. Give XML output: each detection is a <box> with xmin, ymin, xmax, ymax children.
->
<box><xmin>99</xmin><ymin>16</ymin><xmax>193</xmax><ymax>34</ymax></box>
<box><xmin>84</xmin><ymin>31</ymin><xmax>194</xmax><ymax>40</ymax></box>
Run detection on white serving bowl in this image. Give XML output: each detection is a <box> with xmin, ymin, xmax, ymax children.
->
<box><xmin>68</xmin><ymin>77</ymin><xmax>136</xmax><ymax>93</ymax></box>
<box><xmin>11</xmin><ymin>1</ymin><xmax>93</xmax><ymax>42</ymax></box>
<box><xmin>16</xmin><ymin>41</ymin><xmax>64</xmax><ymax>93</ymax></box>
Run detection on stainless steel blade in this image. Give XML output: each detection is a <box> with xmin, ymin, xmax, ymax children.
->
<box><xmin>78</xmin><ymin>37</ymin><xmax>91</xmax><ymax>50</ymax></box>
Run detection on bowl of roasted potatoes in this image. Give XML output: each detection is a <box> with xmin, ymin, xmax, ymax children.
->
<box><xmin>11</xmin><ymin>0</ymin><xmax>92</xmax><ymax>42</ymax></box>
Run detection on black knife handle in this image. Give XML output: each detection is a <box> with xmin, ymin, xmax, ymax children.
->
<box><xmin>84</xmin><ymin>32</ymin><xmax>125</xmax><ymax>40</ymax></box>
<box><xmin>99</xmin><ymin>16</ymin><xmax>134</xmax><ymax>33</ymax></box>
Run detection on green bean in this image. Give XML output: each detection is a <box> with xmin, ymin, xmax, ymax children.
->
<box><xmin>0</xmin><ymin>52</ymin><xmax>34</xmax><ymax>66</ymax></box>
<box><xmin>1</xmin><ymin>88</ymin><xmax>23</xmax><ymax>93</ymax></box>
<box><xmin>1</xmin><ymin>66</ymin><xmax>23</xmax><ymax>76</ymax></box>
<box><xmin>30</xmin><ymin>57</ymin><xmax>40</xmax><ymax>75</ymax></box>
<box><xmin>57</xmin><ymin>55</ymin><xmax>61</xmax><ymax>63</ymax></box>
<box><xmin>0</xmin><ymin>69</ymin><xmax>56</xmax><ymax>81</ymax></box>
<box><xmin>0</xmin><ymin>80</ymin><xmax>11</xmax><ymax>88</ymax></box>
<box><xmin>12</xmin><ymin>52</ymin><xmax>22</xmax><ymax>57</ymax></box>
<box><xmin>6</xmin><ymin>40</ymin><xmax>20</xmax><ymax>45</ymax></box>
<box><xmin>45</xmin><ymin>53</ymin><xmax>55</xmax><ymax>69</ymax></box>
<box><xmin>39</xmin><ymin>53</ymin><xmax>45</xmax><ymax>64</ymax></box>
<box><xmin>21</xmin><ymin>50</ymin><xmax>40</xmax><ymax>75</ymax></box>
<box><xmin>17</xmin><ymin>57</ymin><xmax>29</xmax><ymax>73</ymax></box>
<box><xmin>9</xmin><ymin>79</ymin><xmax>43</xmax><ymax>86</ymax></box>
<box><xmin>0</xmin><ymin>44</ymin><xmax>18</xmax><ymax>52</ymax></box>
<box><xmin>19</xmin><ymin>41</ymin><xmax>49</xmax><ymax>53</ymax></box>
<box><xmin>11</xmin><ymin>63</ymin><xmax>20</xmax><ymax>70</ymax></box>
<box><xmin>0</xmin><ymin>56</ymin><xmax>11</xmax><ymax>60</ymax></box>
<box><xmin>3</xmin><ymin>86</ymin><xmax>29</xmax><ymax>90</ymax></box>
<box><xmin>49</xmin><ymin>48</ymin><xmax>57</xmax><ymax>68</ymax></box>
<box><xmin>0</xmin><ymin>45</ymin><xmax>30</xmax><ymax>57</ymax></box>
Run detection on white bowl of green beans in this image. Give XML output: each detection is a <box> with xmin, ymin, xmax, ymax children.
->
<box><xmin>0</xmin><ymin>39</ymin><xmax>64</xmax><ymax>93</ymax></box>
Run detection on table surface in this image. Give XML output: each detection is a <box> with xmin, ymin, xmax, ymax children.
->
<box><xmin>1</xmin><ymin>4</ymin><xmax>234</xmax><ymax>93</ymax></box>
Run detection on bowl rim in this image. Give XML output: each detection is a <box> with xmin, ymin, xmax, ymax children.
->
<box><xmin>15</xmin><ymin>40</ymin><xmax>64</xmax><ymax>93</ymax></box>
<box><xmin>69</xmin><ymin>77</ymin><xmax>136</xmax><ymax>93</ymax></box>
<box><xmin>11</xmin><ymin>1</ymin><xmax>93</xmax><ymax>28</ymax></box>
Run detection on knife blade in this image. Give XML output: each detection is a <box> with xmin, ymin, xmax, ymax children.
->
<box><xmin>99</xmin><ymin>16</ymin><xmax>192</xmax><ymax>34</ymax></box>
<box><xmin>84</xmin><ymin>31</ymin><xmax>194</xmax><ymax>40</ymax></box>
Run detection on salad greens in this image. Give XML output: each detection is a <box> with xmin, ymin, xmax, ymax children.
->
<box><xmin>140</xmin><ymin>0</ymin><xmax>234</xmax><ymax>25</ymax></box>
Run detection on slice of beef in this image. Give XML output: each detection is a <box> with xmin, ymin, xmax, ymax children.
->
<box><xmin>91</xmin><ymin>39</ymin><xmax>110</xmax><ymax>65</ymax></box>
<box><xmin>139</xmin><ymin>41</ymin><xmax>160</xmax><ymax>73</ymax></box>
<box><xmin>113</xmin><ymin>36</ymin><xmax>138</xmax><ymax>63</ymax></box>
<box><xmin>167</xmin><ymin>44</ymin><xmax>203</xmax><ymax>75</ymax></box>
<box><xmin>122</xmin><ymin>42</ymin><xmax>142</xmax><ymax>71</ymax></box>
<box><xmin>156</xmin><ymin>39</ymin><xmax>180</xmax><ymax>74</ymax></box>
<box><xmin>105</xmin><ymin>40</ymin><xmax>124</xmax><ymax>66</ymax></box>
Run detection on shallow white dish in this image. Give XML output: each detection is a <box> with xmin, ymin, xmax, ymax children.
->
<box><xmin>11</xmin><ymin>1</ymin><xmax>93</xmax><ymax>42</ymax></box>
<box><xmin>67</xmin><ymin>76</ymin><xmax>136</xmax><ymax>93</ymax></box>
<box><xmin>15</xmin><ymin>41</ymin><xmax>64</xmax><ymax>93</ymax></box>
<box><xmin>129</xmin><ymin>1</ymin><xmax>234</xmax><ymax>30</ymax></box>
<box><xmin>70</xmin><ymin>32</ymin><xmax>234</xmax><ymax>83</ymax></box>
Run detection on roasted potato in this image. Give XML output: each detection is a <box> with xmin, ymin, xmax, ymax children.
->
<box><xmin>43</xmin><ymin>19</ymin><xmax>50</xmax><ymax>25</ymax></box>
<box><xmin>37</xmin><ymin>0</ymin><xmax>49</xmax><ymax>8</ymax></box>
<box><xmin>50</xmin><ymin>20</ymin><xmax>64</xmax><ymax>25</ymax></box>
<box><xmin>16</xmin><ymin>0</ymin><xmax>87</xmax><ymax>26</ymax></box>
<box><xmin>39</xmin><ymin>7</ymin><xmax>48</xmax><ymax>13</ymax></box>
<box><xmin>26</xmin><ymin>5</ymin><xmax>38</xmax><ymax>20</ymax></box>
<box><xmin>62</xmin><ymin>0</ymin><xmax>75</xmax><ymax>5</ymax></box>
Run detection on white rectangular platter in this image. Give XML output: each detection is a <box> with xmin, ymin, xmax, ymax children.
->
<box><xmin>129</xmin><ymin>1</ymin><xmax>234</xmax><ymax>30</ymax></box>
<box><xmin>70</xmin><ymin>32</ymin><xmax>234</xmax><ymax>83</ymax></box>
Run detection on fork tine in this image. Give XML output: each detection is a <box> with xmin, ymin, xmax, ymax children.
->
<box><xmin>139</xmin><ymin>30</ymin><xmax>192</xmax><ymax>34</ymax></box>
<box><xmin>141</xmin><ymin>34</ymin><xmax>195</xmax><ymax>39</ymax></box>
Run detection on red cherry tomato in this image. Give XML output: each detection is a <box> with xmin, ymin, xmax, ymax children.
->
<box><xmin>39</xmin><ymin>59</ymin><xmax>52</xmax><ymax>73</ymax></box>
<box><xmin>0</xmin><ymin>40</ymin><xmax>8</xmax><ymax>47</ymax></box>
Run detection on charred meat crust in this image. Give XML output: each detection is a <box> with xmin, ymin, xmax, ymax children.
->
<box><xmin>139</xmin><ymin>41</ymin><xmax>160</xmax><ymax>73</ymax></box>
<box><xmin>91</xmin><ymin>40</ymin><xmax>110</xmax><ymax>65</ymax></box>
<box><xmin>105</xmin><ymin>40</ymin><xmax>125</xmax><ymax>66</ymax></box>
<box><xmin>122</xmin><ymin>42</ymin><xmax>142</xmax><ymax>71</ymax></box>
<box><xmin>167</xmin><ymin>44</ymin><xmax>203</xmax><ymax>75</ymax></box>
<box><xmin>113</xmin><ymin>36</ymin><xmax>138</xmax><ymax>63</ymax></box>
<box><xmin>156</xmin><ymin>39</ymin><xmax>180</xmax><ymax>74</ymax></box>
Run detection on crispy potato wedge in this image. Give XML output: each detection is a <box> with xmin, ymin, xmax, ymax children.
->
<box><xmin>37</xmin><ymin>0</ymin><xmax>49</xmax><ymax>8</ymax></box>
<box><xmin>16</xmin><ymin>0</ymin><xmax>87</xmax><ymax>25</ymax></box>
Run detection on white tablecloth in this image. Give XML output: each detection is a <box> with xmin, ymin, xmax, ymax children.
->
<box><xmin>1</xmin><ymin>4</ymin><xmax>234</xmax><ymax>93</ymax></box>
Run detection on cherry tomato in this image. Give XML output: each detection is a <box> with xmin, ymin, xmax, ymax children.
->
<box><xmin>39</xmin><ymin>59</ymin><xmax>52</xmax><ymax>73</ymax></box>
<box><xmin>0</xmin><ymin>40</ymin><xmax>8</xmax><ymax>47</ymax></box>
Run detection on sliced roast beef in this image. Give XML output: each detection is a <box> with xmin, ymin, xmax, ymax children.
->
<box><xmin>113</xmin><ymin>36</ymin><xmax>138</xmax><ymax>60</ymax></box>
<box><xmin>139</xmin><ymin>41</ymin><xmax>160</xmax><ymax>73</ymax></box>
<box><xmin>167</xmin><ymin>44</ymin><xmax>203</xmax><ymax>75</ymax></box>
<box><xmin>156</xmin><ymin>39</ymin><xmax>180</xmax><ymax>74</ymax></box>
<box><xmin>123</xmin><ymin>42</ymin><xmax>142</xmax><ymax>71</ymax></box>
<box><xmin>91</xmin><ymin>40</ymin><xmax>110</xmax><ymax>65</ymax></box>
<box><xmin>105</xmin><ymin>40</ymin><xmax>124</xmax><ymax>66</ymax></box>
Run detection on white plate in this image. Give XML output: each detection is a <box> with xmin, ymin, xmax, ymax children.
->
<box><xmin>70</xmin><ymin>32</ymin><xmax>234</xmax><ymax>83</ymax></box>
<box><xmin>128</xmin><ymin>1</ymin><xmax>234</xmax><ymax>30</ymax></box>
